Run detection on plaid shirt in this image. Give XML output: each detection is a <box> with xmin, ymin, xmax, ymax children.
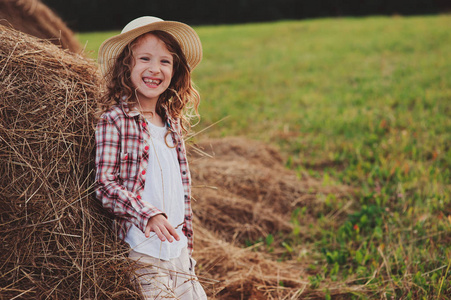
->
<box><xmin>95</xmin><ymin>102</ymin><xmax>194</xmax><ymax>255</ymax></box>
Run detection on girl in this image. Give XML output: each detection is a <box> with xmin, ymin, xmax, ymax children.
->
<box><xmin>95</xmin><ymin>16</ymin><xmax>207</xmax><ymax>299</ymax></box>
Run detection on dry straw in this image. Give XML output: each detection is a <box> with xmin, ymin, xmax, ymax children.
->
<box><xmin>190</xmin><ymin>137</ymin><xmax>360</xmax><ymax>299</ymax></box>
<box><xmin>0</xmin><ymin>24</ymin><xmax>362</xmax><ymax>299</ymax></box>
<box><xmin>0</xmin><ymin>25</ymin><xmax>138</xmax><ymax>299</ymax></box>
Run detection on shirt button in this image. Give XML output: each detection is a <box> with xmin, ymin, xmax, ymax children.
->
<box><xmin>142</xmin><ymin>122</ymin><xmax>146</xmax><ymax>127</ymax></box>
<box><xmin>142</xmin><ymin>170</ymin><xmax>146</xmax><ymax>176</ymax></box>
<box><xmin>144</xmin><ymin>145</ymin><xmax>149</xmax><ymax>151</ymax></box>
<box><xmin>124</xmin><ymin>154</ymin><xmax>128</xmax><ymax>160</ymax></box>
<box><xmin>137</xmin><ymin>195</ymin><xmax>141</xmax><ymax>200</ymax></box>
<box><xmin>182</xmin><ymin>171</ymin><xmax>186</xmax><ymax>175</ymax></box>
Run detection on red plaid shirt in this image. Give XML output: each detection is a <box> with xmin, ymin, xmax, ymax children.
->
<box><xmin>95</xmin><ymin>102</ymin><xmax>194</xmax><ymax>255</ymax></box>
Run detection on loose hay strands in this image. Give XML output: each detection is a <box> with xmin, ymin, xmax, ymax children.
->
<box><xmin>190</xmin><ymin>137</ymin><xmax>353</xmax><ymax>244</ymax></box>
<box><xmin>189</xmin><ymin>138</ymin><xmax>359</xmax><ymax>299</ymax></box>
<box><xmin>0</xmin><ymin>25</ymin><xmax>138</xmax><ymax>299</ymax></box>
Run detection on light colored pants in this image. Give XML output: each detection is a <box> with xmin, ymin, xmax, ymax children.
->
<box><xmin>129</xmin><ymin>247</ymin><xmax>207</xmax><ymax>300</ymax></box>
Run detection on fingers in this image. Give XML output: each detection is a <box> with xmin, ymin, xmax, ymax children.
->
<box><xmin>154</xmin><ymin>226</ymin><xmax>167</xmax><ymax>242</ymax></box>
<box><xmin>145</xmin><ymin>224</ymin><xmax>151</xmax><ymax>238</ymax></box>
<box><xmin>145</xmin><ymin>214</ymin><xmax>180</xmax><ymax>243</ymax></box>
<box><xmin>167</xmin><ymin>225</ymin><xmax>180</xmax><ymax>241</ymax></box>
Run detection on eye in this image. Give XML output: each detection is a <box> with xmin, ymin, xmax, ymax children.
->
<box><xmin>161</xmin><ymin>59</ymin><xmax>172</xmax><ymax>65</ymax></box>
<box><xmin>140</xmin><ymin>56</ymin><xmax>150</xmax><ymax>61</ymax></box>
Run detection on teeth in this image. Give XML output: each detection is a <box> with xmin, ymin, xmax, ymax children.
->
<box><xmin>143</xmin><ymin>78</ymin><xmax>161</xmax><ymax>85</ymax></box>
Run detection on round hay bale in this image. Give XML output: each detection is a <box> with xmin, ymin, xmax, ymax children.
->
<box><xmin>0</xmin><ymin>25</ymin><xmax>137</xmax><ymax>299</ymax></box>
<box><xmin>0</xmin><ymin>0</ymin><xmax>82</xmax><ymax>53</ymax></box>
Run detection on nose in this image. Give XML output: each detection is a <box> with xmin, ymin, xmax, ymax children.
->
<box><xmin>148</xmin><ymin>60</ymin><xmax>160</xmax><ymax>74</ymax></box>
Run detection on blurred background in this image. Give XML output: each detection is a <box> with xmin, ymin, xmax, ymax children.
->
<box><xmin>42</xmin><ymin>0</ymin><xmax>450</xmax><ymax>31</ymax></box>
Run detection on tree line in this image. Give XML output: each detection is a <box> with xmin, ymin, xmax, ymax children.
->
<box><xmin>43</xmin><ymin>0</ymin><xmax>449</xmax><ymax>32</ymax></box>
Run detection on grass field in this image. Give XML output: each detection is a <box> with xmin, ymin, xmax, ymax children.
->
<box><xmin>78</xmin><ymin>15</ymin><xmax>451</xmax><ymax>298</ymax></box>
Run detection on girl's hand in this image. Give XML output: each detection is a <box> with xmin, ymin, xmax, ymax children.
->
<box><xmin>145</xmin><ymin>214</ymin><xmax>180</xmax><ymax>242</ymax></box>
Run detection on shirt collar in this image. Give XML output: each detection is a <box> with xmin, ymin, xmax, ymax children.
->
<box><xmin>119</xmin><ymin>97</ymin><xmax>177</xmax><ymax>131</ymax></box>
<box><xmin>119</xmin><ymin>98</ymin><xmax>140</xmax><ymax>118</ymax></box>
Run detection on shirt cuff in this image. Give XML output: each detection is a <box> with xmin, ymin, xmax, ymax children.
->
<box><xmin>137</xmin><ymin>203</ymin><xmax>168</xmax><ymax>233</ymax></box>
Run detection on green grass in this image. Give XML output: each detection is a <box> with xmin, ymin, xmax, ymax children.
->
<box><xmin>78</xmin><ymin>15</ymin><xmax>451</xmax><ymax>298</ymax></box>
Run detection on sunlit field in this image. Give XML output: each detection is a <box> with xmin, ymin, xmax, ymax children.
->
<box><xmin>78</xmin><ymin>15</ymin><xmax>451</xmax><ymax>298</ymax></box>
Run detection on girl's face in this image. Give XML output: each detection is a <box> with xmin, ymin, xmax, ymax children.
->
<box><xmin>130</xmin><ymin>34</ymin><xmax>173</xmax><ymax>105</ymax></box>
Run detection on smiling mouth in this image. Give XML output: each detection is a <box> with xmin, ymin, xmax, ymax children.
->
<box><xmin>143</xmin><ymin>78</ymin><xmax>162</xmax><ymax>86</ymax></box>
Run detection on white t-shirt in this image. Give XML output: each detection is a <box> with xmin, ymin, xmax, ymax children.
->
<box><xmin>124</xmin><ymin>121</ymin><xmax>188</xmax><ymax>260</ymax></box>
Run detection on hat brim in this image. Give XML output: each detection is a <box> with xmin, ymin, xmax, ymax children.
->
<box><xmin>98</xmin><ymin>20</ymin><xmax>202</xmax><ymax>77</ymax></box>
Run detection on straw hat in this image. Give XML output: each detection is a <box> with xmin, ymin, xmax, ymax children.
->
<box><xmin>98</xmin><ymin>16</ymin><xmax>202</xmax><ymax>77</ymax></box>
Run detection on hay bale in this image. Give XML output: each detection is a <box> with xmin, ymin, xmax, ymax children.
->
<box><xmin>0</xmin><ymin>25</ymin><xmax>137</xmax><ymax>299</ymax></box>
<box><xmin>0</xmin><ymin>0</ymin><xmax>82</xmax><ymax>53</ymax></box>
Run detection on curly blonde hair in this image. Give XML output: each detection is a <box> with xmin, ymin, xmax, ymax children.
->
<box><xmin>97</xmin><ymin>30</ymin><xmax>200</xmax><ymax>134</ymax></box>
